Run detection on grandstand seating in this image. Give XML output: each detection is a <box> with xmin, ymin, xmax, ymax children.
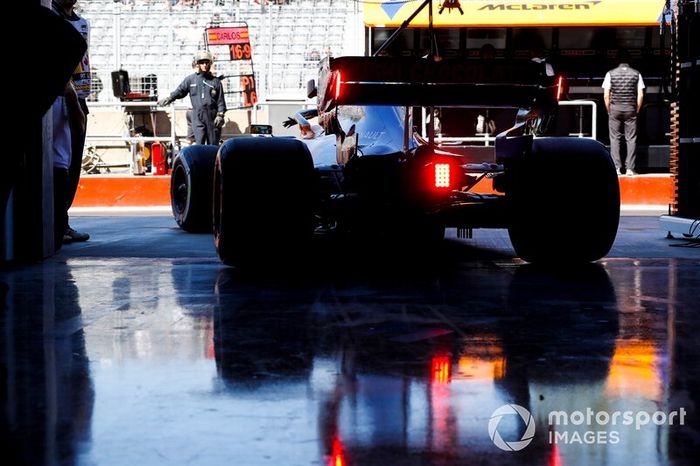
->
<box><xmin>79</xmin><ymin>0</ymin><xmax>360</xmax><ymax>105</ymax></box>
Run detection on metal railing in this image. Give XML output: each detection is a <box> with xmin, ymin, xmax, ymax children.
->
<box><xmin>85</xmin><ymin>101</ymin><xmax>182</xmax><ymax>142</ymax></box>
<box><xmin>560</xmin><ymin>99</ymin><xmax>598</xmax><ymax>141</ymax></box>
<box><xmin>85</xmin><ymin>101</ymin><xmax>183</xmax><ymax>174</ymax></box>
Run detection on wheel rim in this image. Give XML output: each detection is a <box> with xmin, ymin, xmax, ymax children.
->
<box><xmin>172</xmin><ymin>164</ymin><xmax>188</xmax><ymax>216</ymax></box>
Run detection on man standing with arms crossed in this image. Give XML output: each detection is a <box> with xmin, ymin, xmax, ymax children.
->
<box><xmin>602</xmin><ymin>51</ymin><xmax>645</xmax><ymax>176</ymax></box>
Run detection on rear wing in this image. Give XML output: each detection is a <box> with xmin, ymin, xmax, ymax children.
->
<box><xmin>317</xmin><ymin>56</ymin><xmax>560</xmax><ymax>113</ymax></box>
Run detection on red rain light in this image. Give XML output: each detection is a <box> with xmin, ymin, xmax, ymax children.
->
<box><xmin>549</xmin><ymin>443</ymin><xmax>563</xmax><ymax>466</ymax></box>
<box><xmin>330</xmin><ymin>437</ymin><xmax>346</xmax><ymax>466</ymax></box>
<box><xmin>335</xmin><ymin>71</ymin><xmax>342</xmax><ymax>100</ymax></box>
<box><xmin>556</xmin><ymin>75</ymin><xmax>564</xmax><ymax>101</ymax></box>
<box><xmin>434</xmin><ymin>163</ymin><xmax>451</xmax><ymax>188</ymax></box>
<box><xmin>431</xmin><ymin>356</ymin><xmax>451</xmax><ymax>384</ymax></box>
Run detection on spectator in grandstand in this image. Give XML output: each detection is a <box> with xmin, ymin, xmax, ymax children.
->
<box><xmin>603</xmin><ymin>51</ymin><xmax>645</xmax><ymax>176</ymax></box>
<box><xmin>158</xmin><ymin>50</ymin><xmax>227</xmax><ymax>145</ymax></box>
<box><xmin>52</xmin><ymin>0</ymin><xmax>91</xmax><ymax>243</ymax></box>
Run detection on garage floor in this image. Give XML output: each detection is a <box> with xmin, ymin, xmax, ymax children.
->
<box><xmin>2</xmin><ymin>216</ymin><xmax>699</xmax><ymax>465</ymax></box>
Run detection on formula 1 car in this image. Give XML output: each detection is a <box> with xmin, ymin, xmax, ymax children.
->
<box><xmin>170</xmin><ymin>55</ymin><xmax>619</xmax><ymax>267</ymax></box>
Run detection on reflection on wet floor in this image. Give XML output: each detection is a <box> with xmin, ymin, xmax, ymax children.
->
<box><xmin>1</xmin><ymin>253</ymin><xmax>699</xmax><ymax>466</ymax></box>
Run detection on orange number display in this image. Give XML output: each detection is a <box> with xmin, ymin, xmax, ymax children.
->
<box><xmin>229</xmin><ymin>43</ymin><xmax>253</xmax><ymax>61</ymax></box>
<box><xmin>241</xmin><ymin>75</ymin><xmax>257</xmax><ymax>107</ymax></box>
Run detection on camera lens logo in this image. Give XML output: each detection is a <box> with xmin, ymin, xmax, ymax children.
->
<box><xmin>488</xmin><ymin>404</ymin><xmax>536</xmax><ymax>451</ymax></box>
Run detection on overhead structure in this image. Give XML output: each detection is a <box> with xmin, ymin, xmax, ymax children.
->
<box><xmin>364</xmin><ymin>0</ymin><xmax>667</xmax><ymax>27</ymax></box>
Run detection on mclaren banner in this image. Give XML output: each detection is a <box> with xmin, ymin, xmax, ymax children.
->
<box><xmin>364</xmin><ymin>0</ymin><xmax>667</xmax><ymax>27</ymax></box>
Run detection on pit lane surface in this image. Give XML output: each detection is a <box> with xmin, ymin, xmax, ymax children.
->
<box><xmin>1</xmin><ymin>215</ymin><xmax>698</xmax><ymax>465</ymax></box>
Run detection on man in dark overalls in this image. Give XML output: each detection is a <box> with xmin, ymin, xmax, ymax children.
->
<box><xmin>159</xmin><ymin>50</ymin><xmax>226</xmax><ymax>144</ymax></box>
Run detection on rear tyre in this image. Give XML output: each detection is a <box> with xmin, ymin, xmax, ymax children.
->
<box><xmin>170</xmin><ymin>145</ymin><xmax>218</xmax><ymax>232</ymax></box>
<box><xmin>507</xmin><ymin>138</ymin><xmax>620</xmax><ymax>264</ymax></box>
<box><xmin>214</xmin><ymin>138</ymin><xmax>316</xmax><ymax>267</ymax></box>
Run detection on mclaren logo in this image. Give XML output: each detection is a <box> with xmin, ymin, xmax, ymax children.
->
<box><xmin>479</xmin><ymin>1</ymin><xmax>602</xmax><ymax>10</ymax></box>
<box><xmin>380</xmin><ymin>1</ymin><xmax>604</xmax><ymax>19</ymax></box>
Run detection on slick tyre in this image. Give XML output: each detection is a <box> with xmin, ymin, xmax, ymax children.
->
<box><xmin>507</xmin><ymin>138</ymin><xmax>620</xmax><ymax>264</ymax></box>
<box><xmin>213</xmin><ymin>138</ymin><xmax>316</xmax><ymax>267</ymax></box>
<box><xmin>170</xmin><ymin>145</ymin><xmax>218</xmax><ymax>232</ymax></box>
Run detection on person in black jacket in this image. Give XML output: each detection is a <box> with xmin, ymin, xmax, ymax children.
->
<box><xmin>158</xmin><ymin>50</ymin><xmax>226</xmax><ymax>145</ymax></box>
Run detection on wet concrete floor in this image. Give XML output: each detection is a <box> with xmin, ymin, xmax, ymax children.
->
<box><xmin>1</xmin><ymin>215</ymin><xmax>699</xmax><ymax>465</ymax></box>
